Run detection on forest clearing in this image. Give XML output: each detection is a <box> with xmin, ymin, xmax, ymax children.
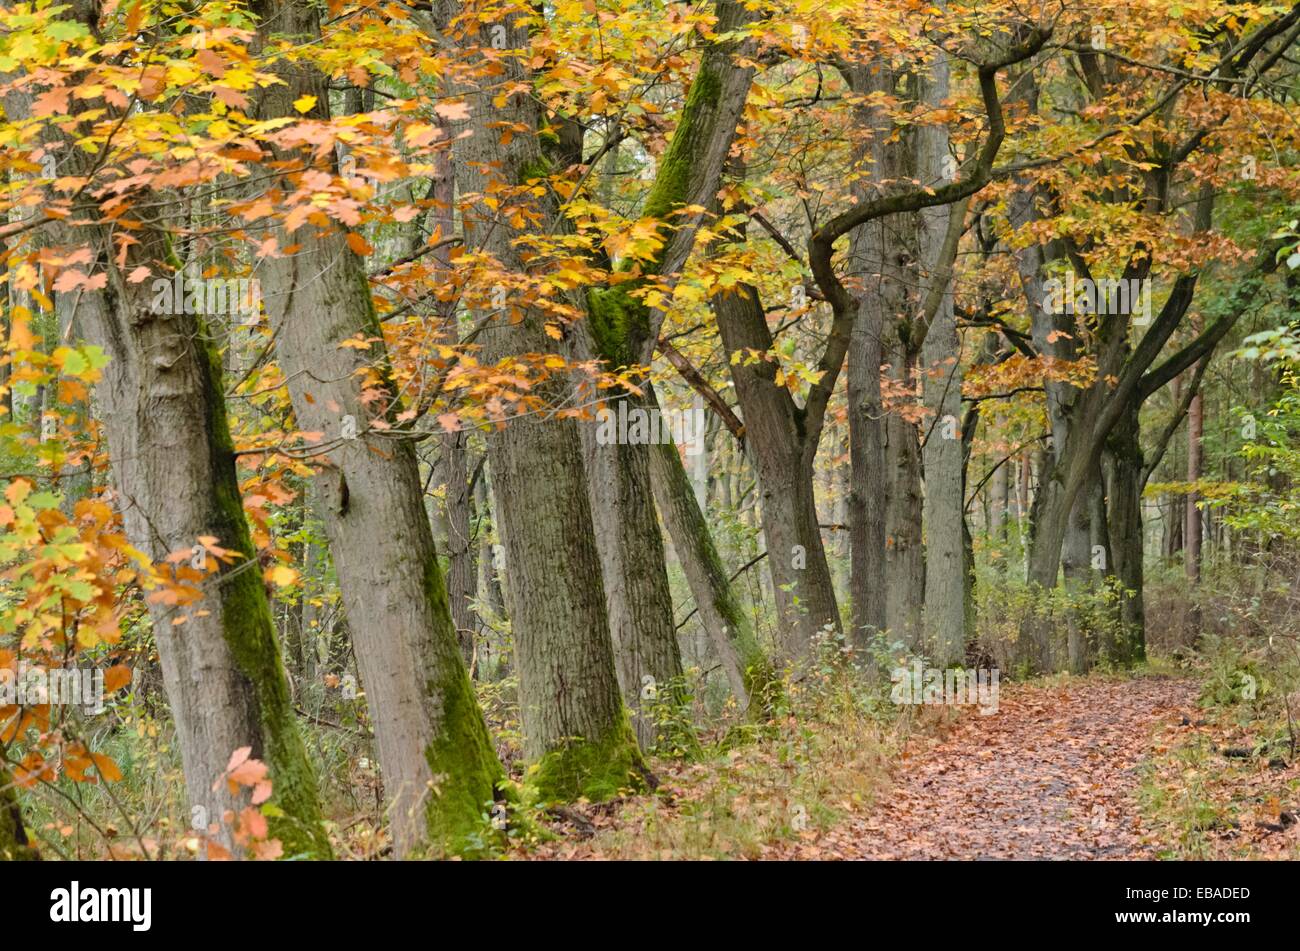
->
<box><xmin>0</xmin><ymin>0</ymin><xmax>1298</xmax><ymax>894</ymax></box>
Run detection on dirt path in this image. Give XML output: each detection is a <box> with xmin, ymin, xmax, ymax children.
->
<box><xmin>784</xmin><ymin>677</ymin><xmax>1198</xmax><ymax>860</ymax></box>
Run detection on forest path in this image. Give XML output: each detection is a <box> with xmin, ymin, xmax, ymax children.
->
<box><xmin>787</xmin><ymin>676</ymin><xmax>1198</xmax><ymax>860</ymax></box>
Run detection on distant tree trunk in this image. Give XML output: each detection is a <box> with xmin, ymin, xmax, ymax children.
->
<box><xmin>252</xmin><ymin>0</ymin><xmax>501</xmax><ymax>856</ymax></box>
<box><xmin>991</xmin><ymin>450</ymin><xmax>1010</xmax><ymax>557</ymax></box>
<box><xmin>1105</xmin><ymin>403</ymin><xmax>1146</xmax><ymax>663</ymax></box>
<box><xmin>440</xmin><ymin>432</ymin><xmax>477</xmax><ymax>668</ymax></box>
<box><xmin>473</xmin><ymin>471</ymin><xmax>507</xmax><ymax>676</ymax></box>
<box><xmin>1186</xmin><ymin>385</ymin><xmax>1204</xmax><ymax>585</ymax></box>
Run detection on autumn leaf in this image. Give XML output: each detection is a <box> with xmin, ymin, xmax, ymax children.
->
<box><xmin>104</xmin><ymin>664</ymin><xmax>133</xmax><ymax>694</ymax></box>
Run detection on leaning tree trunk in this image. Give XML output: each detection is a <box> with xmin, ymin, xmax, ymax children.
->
<box><xmin>579</xmin><ymin>0</ymin><xmax>755</xmax><ymax>744</ymax></box>
<box><xmin>252</xmin><ymin>0</ymin><xmax>501</xmax><ymax>857</ymax></box>
<box><xmin>647</xmin><ymin>403</ymin><xmax>774</xmax><ymax>715</ymax></box>
<box><xmin>712</xmin><ymin>279</ymin><xmax>842</xmax><ymax>656</ymax></box>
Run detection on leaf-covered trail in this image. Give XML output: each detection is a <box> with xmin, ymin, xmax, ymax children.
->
<box><xmin>780</xmin><ymin>677</ymin><xmax>1198</xmax><ymax>860</ymax></box>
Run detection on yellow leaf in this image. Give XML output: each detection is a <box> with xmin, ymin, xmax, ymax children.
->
<box><xmin>266</xmin><ymin>565</ymin><xmax>299</xmax><ymax>588</ymax></box>
<box><xmin>293</xmin><ymin>95</ymin><xmax>318</xmax><ymax>114</ymax></box>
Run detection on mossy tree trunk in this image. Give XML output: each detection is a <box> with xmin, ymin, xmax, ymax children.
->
<box><xmin>435</xmin><ymin>3</ymin><xmax>645</xmax><ymax>799</ymax></box>
<box><xmin>577</xmin><ymin>0</ymin><xmax>755</xmax><ymax>745</ymax></box>
<box><xmin>3</xmin><ymin>4</ymin><xmax>331</xmax><ymax>857</ymax></box>
<box><xmin>647</xmin><ymin>405</ymin><xmax>774</xmax><ymax>715</ymax></box>
<box><xmin>250</xmin><ymin>0</ymin><xmax>503</xmax><ymax>857</ymax></box>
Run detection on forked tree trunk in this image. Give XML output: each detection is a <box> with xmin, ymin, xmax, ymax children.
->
<box><xmin>712</xmin><ymin>277</ymin><xmax>842</xmax><ymax>656</ymax></box>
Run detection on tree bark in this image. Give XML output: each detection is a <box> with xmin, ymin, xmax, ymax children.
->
<box><xmin>252</xmin><ymin>0</ymin><xmax>502</xmax><ymax>856</ymax></box>
<box><xmin>3</xmin><ymin>5</ymin><xmax>331</xmax><ymax>856</ymax></box>
<box><xmin>647</xmin><ymin>399</ymin><xmax>774</xmax><ymax>714</ymax></box>
<box><xmin>437</xmin><ymin>3</ymin><xmax>644</xmax><ymax>798</ymax></box>
<box><xmin>712</xmin><ymin>281</ymin><xmax>842</xmax><ymax>655</ymax></box>
<box><xmin>916</xmin><ymin>44</ymin><xmax>967</xmax><ymax>667</ymax></box>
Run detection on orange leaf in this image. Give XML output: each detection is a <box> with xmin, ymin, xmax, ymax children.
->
<box><xmin>104</xmin><ymin>664</ymin><xmax>132</xmax><ymax>694</ymax></box>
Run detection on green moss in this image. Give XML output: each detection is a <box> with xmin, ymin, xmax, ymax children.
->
<box><xmin>641</xmin><ymin>65</ymin><xmax>722</xmax><ymax>225</ymax></box>
<box><xmin>198</xmin><ymin>328</ymin><xmax>333</xmax><ymax>859</ymax></box>
<box><xmin>587</xmin><ymin>285</ymin><xmax>641</xmax><ymax>367</ymax></box>
<box><xmin>419</xmin><ymin>555</ymin><xmax>505</xmax><ymax>856</ymax></box>
<box><xmin>587</xmin><ymin>64</ymin><xmax>725</xmax><ymax>365</ymax></box>
<box><xmin>518</xmin><ymin>152</ymin><xmax>553</xmax><ymax>186</ymax></box>
<box><xmin>530</xmin><ymin>713</ymin><xmax>646</xmax><ymax>803</ymax></box>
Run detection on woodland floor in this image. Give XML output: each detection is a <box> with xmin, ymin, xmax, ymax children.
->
<box><xmin>774</xmin><ymin>677</ymin><xmax>1199</xmax><ymax>860</ymax></box>
<box><xmin>517</xmin><ymin>673</ymin><xmax>1300</xmax><ymax>859</ymax></box>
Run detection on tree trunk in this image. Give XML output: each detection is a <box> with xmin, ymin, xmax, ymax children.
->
<box><xmin>439</xmin><ymin>5</ymin><xmax>643</xmax><ymax>798</ymax></box>
<box><xmin>3</xmin><ymin>15</ymin><xmax>331</xmax><ymax>855</ymax></box>
<box><xmin>711</xmin><ymin>273</ymin><xmax>842</xmax><ymax>655</ymax></box>
<box><xmin>883</xmin><ymin>344</ymin><xmax>925</xmax><ymax>647</ymax></box>
<box><xmin>252</xmin><ymin>0</ymin><xmax>501</xmax><ymax>856</ymax></box>
<box><xmin>440</xmin><ymin>432</ymin><xmax>477</xmax><ymax>668</ymax></box>
<box><xmin>1105</xmin><ymin>404</ymin><xmax>1146</xmax><ymax>663</ymax></box>
<box><xmin>1186</xmin><ymin>385</ymin><xmax>1204</xmax><ymax>584</ymax></box>
<box><xmin>648</xmin><ymin>405</ymin><xmax>774</xmax><ymax>714</ymax></box>
<box><xmin>917</xmin><ymin>46</ymin><xmax>966</xmax><ymax>667</ymax></box>
<box><xmin>581</xmin><ymin>391</ymin><xmax>683</xmax><ymax>748</ymax></box>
